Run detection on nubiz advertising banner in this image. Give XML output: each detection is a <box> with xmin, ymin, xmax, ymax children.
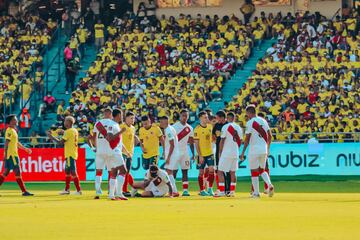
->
<box><xmin>84</xmin><ymin>143</ymin><xmax>360</xmax><ymax>180</ymax></box>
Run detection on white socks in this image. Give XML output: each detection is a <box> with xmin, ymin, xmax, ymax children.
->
<box><xmin>109</xmin><ymin>178</ymin><xmax>117</xmax><ymax>198</ymax></box>
<box><xmin>251</xmin><ymin>177</ymin><xmax>260</xmax><ymax>195</ymax></box>
<box><xmin>116</xmin><ymin>175</ymin><xmax>125</xmax><ymax>197</ymax></box>
<box><xmin>169</xmin><ymin>175</ymin><xmax>178</xmax><ymax>193</ymax></box>
<box><xmin>95</xmin><ymin>176</ymin><xmax>102</xmax><ymax>193</ymax></box>
<box><xmin>260</xmin><ymin>172</ymin><xmax>272</xmax><ymax>187</ymax></box>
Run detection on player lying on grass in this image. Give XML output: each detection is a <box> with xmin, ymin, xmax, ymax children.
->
<box><xmin>0</xmin><ymin>115</ymin><xmax>33</xmax><ymax>196</ymax></box>
<box><xmin>130</xmin><ymin>165</ymin><xmax>173</xmax><ymax>197</ymax></box>
<box><xmin>47</xmin><ymin>116</ymin><xmax>82</xmax><ymax>195</ymax></box>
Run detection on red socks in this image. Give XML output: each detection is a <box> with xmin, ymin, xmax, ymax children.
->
<box><xmin>230</xmin><ymin>183</ymin><xmax>236</xmax><ymax>192</ymax></box>
<box><xmin>65</xmin><ymin>175</ymin><xmax>71</xmax><ymax>191</ymax></box>
<box><xmin>73</xmin><ymin>176</ymin><xmax>81</xmax><ymax>192</ymax></box>
<box><xmin>16</xmin><ymin>177</ymin><xmax>26</xmax><ymax>192</ymax></box>
<box><xmin>182</xmin><ymin>181</ymin><xmax>189</xmax><ymax>191</ymax></box>
<box><xmin>264</xmin><ymin>169</ymin><xmax>270</xmax><ymax>190</ymax></box>
<box><xmin>208</xmin><ymin>172</ymin><xmax>214</xmax><ymax>188</ymax></box>
<box><xmin>218</xmin><ymin>182</ymin><xmax>225</xmax><ymax>192</ymax></box>
<box><xmin>198</xmin><ymin>175</ymin><xmax>204</xmax><ymax>191</ymax></box>
<box><xmin>215</xmin><ymin>174</ymin><xmax>219</xmax><ymax>187</ymax></box>
<box><xmin>0</xmin><ymin>174</ymin><xmax>5</xmax><ymax>186</ymax></box>
<box><xmin>128</xmin><ymin>174</ymin><xmax>134</xmax><ymax>187</ymax></box>
<box><xmin>122</xmin><ymin>173</ymin><xmax>129</xmax><ymax>192</ymax></box>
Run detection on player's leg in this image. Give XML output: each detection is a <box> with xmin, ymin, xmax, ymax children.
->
<box><xmin>227</xmin><ymin>158</ymin><xmax>238</xmax><ymax>197</ymax></box>
<box><xmin>108</xmin><ymin>167</ymin><xmax>118</xmax><ymax>200</ymax></box>
<box><xmin>197</xmin><ymin>164</ymin><xmax>208</xmax><ymax>196</ymax></box>
<box><xmin>12</xmin><ymin>157</ymin><xmax>33</xmax><ymax>196</ymax></box>
<box><xmin>0</xmin><ymin>167</ymin><xmax>10</xmax><ymax>186</ymax></box>
<box><xmin>215</xmin><ymin>156</ymin><xmax>227</xmax><ymax>197</ymax></box>
<box><xmin>122</xmin><ymin>154</ymin><xmax>130</xmax><ymax>194</ymax></box>
<box><xmin>142</xmin><ymin>156</ymin><xmax>150</xmax><ymax>170</ymax></box>
<box><xmin>173</xmin><ymin>169</ymin><xmax>178</xmax><ymax>180</ymax></box>
<box><xmin>249</xmin><ymin>155</ymin><xmax>261</xmax><ymax>198</ymax></box>
<box><xmin>224</xmin><ymin>172</ymin><xmax>231</xmax><ymax>194</ymax></box>
<box><xmin>165</xmin><ymin>168</ymin><xmax>179</xmax><ymax>197</ymax></box>
<box><xmin>70</xmin><ymin>158</ymin><xmax>81</xmax><ymax>194</ymax></box>
<box><xmin>60</xmin><ymin>160</ymin><xmax>71</xmax><ymax>195</ymax></box>
<box><xmin>95</xmin><ymin>155</ymin><xmax>105</xmax><ymax>198</ymax></box>
<box><xmin>180</xmin><ymin>155</ymin><xmax>190</xmax><ymax>196</ymax></box>
<box><xmin>206</xmin><ymin>156</ymin><xmax>216</xmax><ymax>196</ymax></box>
<box><xmin>264</xmin><ymin>161</ymin><xmax>270</xmax><ymax>193</ymax></box>
<box><xmin>259</xmin><ymin>155</ymin><xmax>274</xmax><ymax>197</ymax></box>
<box><xmin>141</xmin><ymin>191</ymin><xmax>155</xmax><ymax>197</ymax></box>
<box><xmin>115</xmin><ymin>164</ymin><xmax>128</xmax><ymax>200</ymax></box>
<box><xmin>204</xmin><ymin>167</ymin><xmax>209</xmax><ymax>190</ymax></box>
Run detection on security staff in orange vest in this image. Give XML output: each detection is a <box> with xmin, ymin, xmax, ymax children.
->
<box><xmin>19</xmin><ymin>108</ymin><xmax>31</xmax><ymax>137</ymax></box>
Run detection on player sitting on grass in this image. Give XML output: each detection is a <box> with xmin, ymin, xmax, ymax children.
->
<box><xmin>0</xmin><ymin>115</ymin><xmax>33</xmax><ymax>196</ymax></box>
<box><xmin>130</xmin><ymin>165</ymin><xmax>173</xmax><ymax>198</ymax></box>
<box><xmin>47</xmin><ymin>116</ymin><xmax>82</xmax><ymax>195</ymax></box>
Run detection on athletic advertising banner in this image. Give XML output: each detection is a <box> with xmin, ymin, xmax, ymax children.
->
<box><xmin>84</xmin><ymin>143</ymin><xmax>360</xmax><ymax>180</ymax></box>
<box><xmin>0</xmin><ymin>148</ymin><xmax>86</xmax><ymax>181</ymax></box>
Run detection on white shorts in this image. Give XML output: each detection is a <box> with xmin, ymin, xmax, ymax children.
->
<box><xmin>145</xmin><ymin>182</ymin><xmax>168</xmax><ymax>197</ymax></box>
<box><xmin>249</xmin><ymin>154</ymin><xmax>267</xmax><ymax>170</ymax></box>
<box><xmin>95</xmin><ymin>154</ymin><xmax>109</xmax><ymax>170</ymax></box>
<box><xmin>164</xmin><ymin>155</ymin><xmax>181</xmax><ymax>171</ymax></box>
<box><xmin>178</xmin><ymin>153</ymin><xmax>190</xmax><ymax>170</ymax></box>
<box><xmin>107</xmin><ymin>150</ymin><xmax>125</xmax><ymax>169</ymax></box>
<box><xmin>218</xmin><ymin>157</ymin><xmax>238</xmax><ymax>172</ymax></box>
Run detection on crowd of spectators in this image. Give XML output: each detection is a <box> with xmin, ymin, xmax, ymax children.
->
<box><xmin>227</xmin><ymin>10</ymin><xmax>359</xmax><ymax>142</ymax></box>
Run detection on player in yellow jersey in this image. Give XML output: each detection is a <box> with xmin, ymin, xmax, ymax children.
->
<box><xmin>48</xmin><ymin>116</ymin><xmax>82</xmax><ymax>195</ymax></box>
<box><xmin>120</xmin><ymin>111</ymin><xmax>139</xmax><ymax>196</ymax></box>
<box><xmin>139</xmin><ymin>116</ymin><xmax>164</xmax><ymax>170</ymax></box>
<box><xmin>0</xmin><ymin>115</ymin><xmax>33</xmax><ymax>196</ymax></box>
<box><xmin>194</xmin><ymin>111</ymin><xmax>215</xmax><ymax>196</ymax></box>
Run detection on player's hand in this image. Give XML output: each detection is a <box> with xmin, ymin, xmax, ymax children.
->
<box><xmin>106</xmin><ymin>133</ymin><xmax>114</xmax><ymax>141</ymax></box>
<box><xmin>142</xmin><ymin>147</ymin><xmax>147</xmax><ymax>154</ymax></box>
<box><xmin>199</xmin><ymin>155</ymin><xmax>204</xmax><ymax>164</ymax></box>
<box><xmin>240</xmin><ymin>153</ymin><xmax>245</xmax><ymax>161</ymax></box>
<box><xmin>165</xmin><ymin>157</ymin><xmax>170</xmax><ymax>165</ymax></box>
<box><xmin>25</xmin><ymin>148</ymin><xmax>32</xmax><ymax>154</ymax></box>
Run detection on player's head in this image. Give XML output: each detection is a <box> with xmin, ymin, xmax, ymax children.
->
<box><xmin>208</xmin><ymin>115</ymin><xmax>217</xmax><ymax>126</ymax></box>
<box><xmin>198</xmin><ymin>111</ymin><xmax>208</xmax><ymax>125</ymax></box>
<box><xmin>227</xmin><ymin>112</ymin><xmax>235</xmax><ymax>122</ymax></box>
<box><xmin>159</xmin><ymin>115</ymin><xmax>169</xmax><ymax>129</ymax></box>
<box><xmin>125</xmin><ymin>111</ymin><xmax>135</xmax><ymax>125</ymax></box>
<box><xmin>149</xmin><ymin>165</ymin><xmax>159</xmax><ymax>178</ymax></box>
<box><xmin>179</xmin><ymin>109</ymin><xmax>189</xmax><ymax>124</ymax></box>
<box><xmin>245</xmin><ymin>105</ymin><xmax>256</xmax><ymax>118</ymax></box>
<box><xmin>6</xmin><ymin>114</ymin><xmax>17</xmax><ymax>126</ymax></box>
<box><xmin>141</xmin><ymin>115</ymin><xmax>151</xmax><ymax>129</ymax></box>
<box><xmin>258</xmin><ymin>112</ymin><xmax>265</xmax><ymax>119</ymax></box>
<box><xmin>103</xmin><ymin>107</ymin><xmax>113</xmax><ymax>119</ymax></box>
<box><xmin>216</xmin><ymin>110</ymin><xmax>227</xmax><ymax>123</ymax></box>
<box><xmin>112</xmin><ymin>108</ymin><xmax>123</xmax><ymax>123</ymax></box>
<box><xmin>64</xmin><ymin>116</ymin><xmax>75</xmax><ymax>129</ymax></box>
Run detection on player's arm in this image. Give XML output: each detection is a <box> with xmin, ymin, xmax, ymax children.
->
<box><xmin>267</xmin><ymin>129</ymin><xmax>272</xmax><ymax>155</ymax></box>
<box><xmin>17</xmin><ymin>142</ymin><xmax>32</xmax><ymax>154</ymax></box>
<box><xmin>122</xmin><ymin>145</ymin><xmax>132</xmax><ymax>158</ymax></box>
<box><xmin>87</xmin><ymin>133</ymin><xmax>97</xmax><ymax>150</ymax></box>
<box><xmin>47</xmin><ymin>130</ymin><xmax>65</xmax><ymax>145</ymax></box>
<box><xmin>240</xmin><ymin>133</ymin><xmax>251</xmax><ymax>161</ymax></box>
<box><xmin>219</xmin><ymin>137</ymin><xmax>225</xmax><ymax>159</ymax></box>
<box><xmin>106</xmin><ymin>127</ymin><xmax>126</xmax><ymax>141</ymax></box>
<box><xmin>194</xmin><ymin>139</ymin><xmax>204</xmax><ymax>163</ymax></box>
<box><xmin>139</xmin><ymin>139</ymin><xmax>147</xmax><ymax>153</ymax></box>
<box><xmin>188</xmin><ymin>136</ymin><xmax>195</xmax><ymax>160</ymax></box>
<box><xmin>134</xmin><ymin>134</ymin><xmax>140</xmax><ymax>146</ymax></box>
<box><xmin>4</xmin><ymin>139</ymin><xmax>9</xmax><ymax>160</ymax></box>
<box><xmin>166</xmin><ymin>139</ymin><xmax>174</xmax><ymax>164</ymax></box>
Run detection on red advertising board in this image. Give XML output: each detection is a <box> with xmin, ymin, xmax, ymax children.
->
<box><xmin>0</xmin><ymin>148</ymin><xmax>86</xmax><ymax>181</ymax></box>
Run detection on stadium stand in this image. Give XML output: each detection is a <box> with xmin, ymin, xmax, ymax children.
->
<box><xmin>54</xmin><ymin>13</ymin><xmax>259</xmax><ymax>137</ymax></box>
<box><xmin>226</xmin><ymin>10</ymin><xmax>359</xmax><ymax>142</ymax></box>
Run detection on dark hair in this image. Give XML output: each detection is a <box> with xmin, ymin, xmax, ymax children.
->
<box><xmin>112</xmin><ymin>108</ymin><xmax>122</xmax><ymax>118</ymax></box>
<box><xmin>141</xmin><ymin>115</ymin><xmax>149</xmax><ymax>121</ymax></box>
<box><xmin>246</xmin><ymin>105</ymin><xmax>256</xmax><ymax>114</ymax></box>
<box><xmin>126</xmin><ymin>111</ymin><xmax>135</xmax><ymax>117</ymax></box>
<box><xmin>209</xmin><ymin>115</ymin><xmax>216</xmax><ymax>121</ymax></box>
<box><xmin>198</xmin><ymin>111</ymin><xmax>207</xmax><ymax>118</ymax></box>
<box><xmin>159</xmin><ymin>115</ymin><xmax>169</xmax><ymax>120</ymax></box>
<box><xmin>6</xmin><ymin>114</ymin><xmax>16</xmax><ymax>124</ymax></box>
<box><xmin>227</xmin><ymin>111</ymin><xmax>235</xmax><ymax>119</ymax></box>
<box><xmin>180</xmin><ymin>109</ymin><xmax>189</xmax><ymax>114</ymax></box>
<box><xmin>216</xmin><ymin>110</ymin><xmax>227</xmax><ymax>118</ymax></box>
<box><xmin>149</xmin><ymin>165</ymin><xmax>159</xmax><ymax>171</ymax></box>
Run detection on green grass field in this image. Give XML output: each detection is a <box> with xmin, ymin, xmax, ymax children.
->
<box><xmin>1</xmin><ymin>176</ymin><xmax>360</xmax><ymax>240</ymax></box>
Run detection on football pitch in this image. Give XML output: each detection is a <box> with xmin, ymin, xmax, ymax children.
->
<box><xmin>1</xmin><ymin>176</ymin><xmax>359</xmax><ymax>240</ymax></box>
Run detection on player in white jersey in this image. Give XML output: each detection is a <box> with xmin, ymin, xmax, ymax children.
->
<box><xmin>159</xmin><ymin>115</ymin><xmax>180</xmax><ymax>197</ymax></box>
<box><xmin>214</xmin><ymin>112</ymin><xmax>243</xmax><ymax>197</ymax></box>
<box><xmin>89</xmin><ymin>107</ymin><xmax>114</xmax><ymax>199</ymax></box>
<box><xmin>240</xmin><ymin>105</ymin><xmax>274</xmax><ymax>198</ymax></box>
<box><xmin>171</xmin><ymin>109</ymin><xmax>195</xmax><ymax>196</ymax></box>
<box><xmin>130</xmin><ymin>165</ymin><xmax>173</xmax><ymax>197</ymax></box>
<box><xmin>105</xmin><ymin>109</ymin><xmax>132</xmax><ymax>200</ymax></box>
